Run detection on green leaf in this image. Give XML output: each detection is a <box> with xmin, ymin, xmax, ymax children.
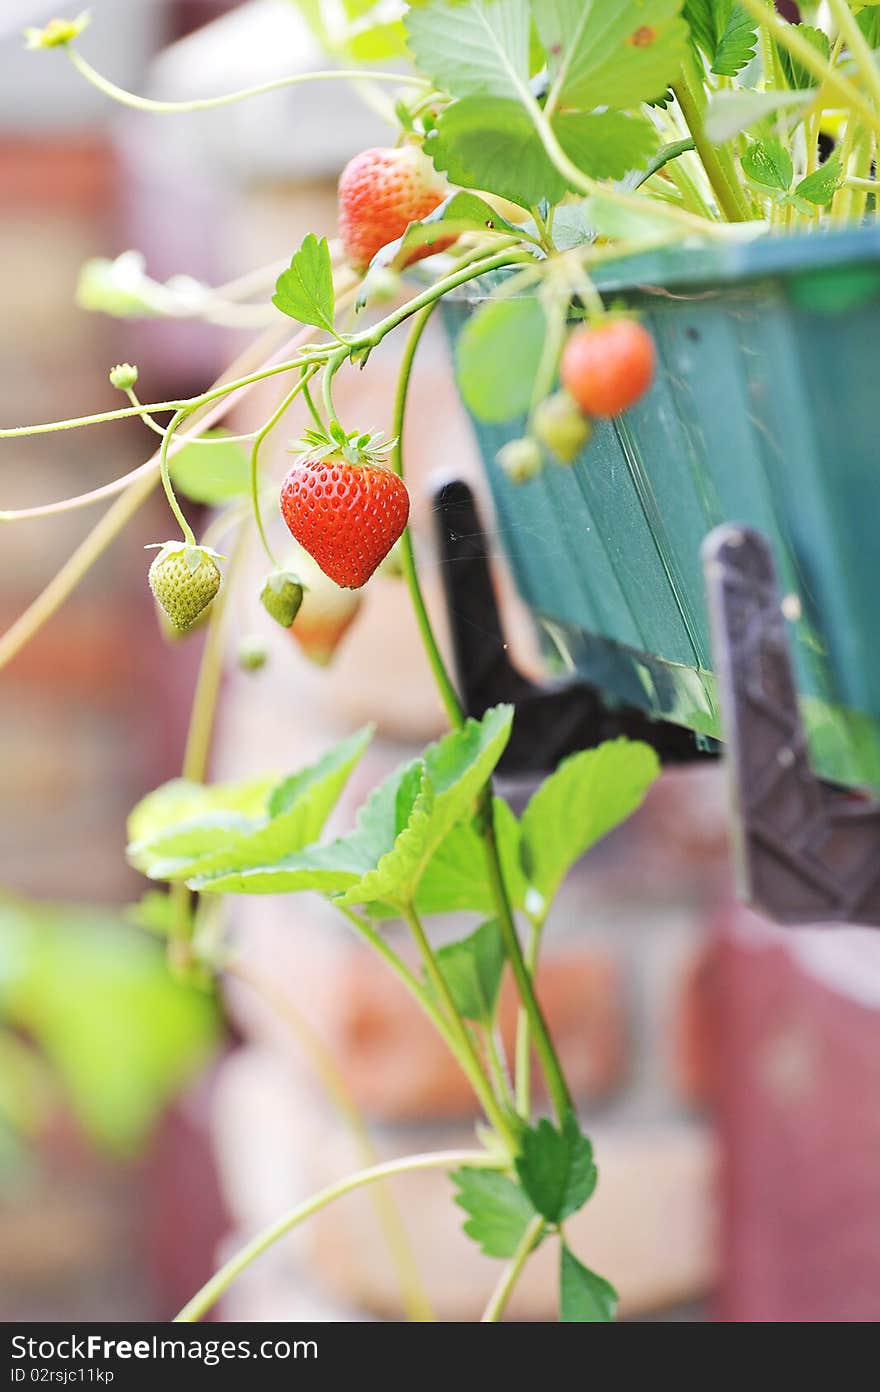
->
<box><xmin>684</xmin><ymin>0</ymin><xmax>757</xmax><ymax>79</ymax></box>
<box><xmin>516</xmin><ymin>1113</ymin><xmax>597</xmax><ymax>1224</ymax></box>
<box><xmin>372</xmin><ymin>190</ymin><xmax>522</xmax><ymax>272</ymax></box>
<box><xmin>429</xmin><ymin>96</ymin><xmax>566</xmax><ymax>206</ymax></box>
<box><xmin>428</xmin><ymin>98</ymin><xmax>658</xmax><ymax>209</ymax></box>
<box><xmin>128</xmin><ymin>730</ymin><xmax>372</xmax><ymax>882</ymax></box>
<box><xmin>170</xmin><ymin>431</ymin><xmax>250</xmax><ymax>505</ymax></box>
<box><xmin>431</xmin><ymin>919</ymin><xmax>505</xmax><ymax>1024</ymax></box>
<box><xmin>536</xmin><ymin>0</ymin><xmax>690</xmax><ymax>110</ymax></box>
<box><xmin>128</xmin><ymin>775</ymin><xmax>275</xmax><ymax>857</ymax></box>
<box><xmin>583</xmin><ymin>191</ymin><xmax>681</xmax><ymax>243</ymax></box>
<box><xmin>519</xmin><ymin>738</ymin><xmax>659</xmax><ymax>909</ymax></box>
<box><xmin>407</xmin><ymin>796</ymin><xmax>523</xmax><ymax>917</ymax></box>
<box><xmin>741</xmin><ymin>136</ymin><xmax>793</xmax><ymax>193</ymax></box>
<box><xmin>452</xmin><ymin>1166</ymin><xmax>539</xmax><ymax>1258</ymax></box>
<box><xmin>704</xmin><ymin>87</ymin><xmax>810</xmax><ymax>144</ymax></box>
<box><xmin>456</xmin><ymin>297</ymin><xmax>547</xmax><ymax>423</ymax></box>
<box><xmin>778</xmin><ymin>22</ymin><xmax>831</xmax><ymax>89</ymax></box>
<box><xmin>404</xmin><ymin>0</ymin><xmax>533</xmax><ymax>102</ymax></box>
<box><xmin>272</xmin><ymin>233</ymin><xmax>336</xmax><ymax>331</ymax></box>
<box><xmin>336</xmin><ymin>705</ymin><xmax>514</xmax><ymax>906</ymax></box>
<box><xmin>555</xmin><ymin>110</ymin><xmax>659</xmax><ymax>181</ymax></box>
<box><xmin>560</xmin><ymin>1244</ymin><xmax>618</xmax><ymax>1321</ymax></box>
<box><xmin>192</xmin><ymin>707</ymin><xmax>513</xmax><ymax>904</ymax></box>
<box><xmin>794</xmin><ymin>155</ymin><xmax>843</xmax><ymax>207</ymax></box>
<box><xmin>857</xmin><ymin>6</ymin><xmax>880</xmax><ymax>50</ymax></box>
<box><xmin>0</xmin><ymin>898</ymin><xmax>218</xmax><ymax>1155</ymax></box>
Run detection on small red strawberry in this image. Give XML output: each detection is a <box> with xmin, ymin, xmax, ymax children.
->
<box><xmin>338</xmin><ymin>144</ymin><xmax>449</xmax><ymax>270</ymax></box>
<box><xmin>280</xmin><ymin>429</ymin><xmax>409</xmax><ymax>590</ymax></box>
<box><xmin>560</xmin><ymin>319</ymin><xmax>656</xmax><ymax>418</ymax></box>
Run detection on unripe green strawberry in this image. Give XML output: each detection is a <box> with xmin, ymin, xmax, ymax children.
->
<box><xmin>260</xmin><ymin>570</ymin><xmax>304</xmax><ymax>628</ymax></box>
<box><xmin>155</xmin><ymin>601</ymin><xmax>210</xmax><ymax>643</ymax></box>
<box><xmin>532</xmin><ymin>392</ymin><xmax>593</xmax><ymax>464</ymax></box>
<box><xmin>238</xmin><ymin>636</ymin><xmax>268</xmax><ymax>673</ymax></box>
<box><xmin>287</xmin><ymin>549</ymin><xmax>362</xmax><ymax>666</ymax></box>
<box><xmin>148</xmin><ymin>542</ymin><xmax>221</xmax><ymax>633</ymax></box>
<box><xmin>496</xmin><ymin>436</ymin><xmax>542</xmax><ymax>484</ymax></box>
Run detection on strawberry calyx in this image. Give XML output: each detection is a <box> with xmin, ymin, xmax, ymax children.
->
<box><xmin>290</xmin><ymin>425</ymin><xmax>397</xmax><ymax>470</ymax></box>
<box><xmin>145</xmin><ymin>540</ymin><xmax>225</xmax><ymax>570</ymax></box>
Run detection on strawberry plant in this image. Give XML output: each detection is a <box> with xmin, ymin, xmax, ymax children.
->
<box><xmin>5</xmin><ymin>0</ymin><xmax>880</xmax><ymax>1322</ymax></box>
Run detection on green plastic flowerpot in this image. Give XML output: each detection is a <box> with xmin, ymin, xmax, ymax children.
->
<box><xmin>445</xmin><ymin>225</ymin><xmax>880</xmax><ymax>792</ymax></box>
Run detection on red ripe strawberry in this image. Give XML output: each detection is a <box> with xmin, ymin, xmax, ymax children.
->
<box><xmin>338</xmin><ymin>144</ymin><xmax>449</xmax><ymax>270</ymax></box>
<box><xmin>560</xmin><ymin>319</ymin><xmax>656</xmax><ymax>418</ymax></box>
<box><xmin>280</xmin><ymin>430</ymin><xmax>410</xmax><ymax>589</ymax></box>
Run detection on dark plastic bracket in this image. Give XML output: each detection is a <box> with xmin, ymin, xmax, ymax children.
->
<box><xmin>432</xmin><ymin>479</ymin><xmax>715</xmax><ymax>777</ymax></box>
<box><xmin>703</xmin><ymin>524</ymin><xmax>880</xmax><ymax>927</ymax></box>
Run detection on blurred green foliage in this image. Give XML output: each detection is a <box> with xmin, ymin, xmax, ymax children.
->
<box><xmin>0</xmin><ymin>895</ymin><xmax>220</xmax><ymax>1162</ymax></box>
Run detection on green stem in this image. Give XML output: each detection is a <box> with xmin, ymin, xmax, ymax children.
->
<box><xmin>336</xmin><ymin>904</ymin><xmax>503</xmax><ymax>1124</ymax></box>
<box><xmin>158</xmin><ymin>409</ymin><xmax>196</xmax><ymax>544</ymax></box>
<box><xmin>301</xmin><ymin>372</ymin><xmax>326</xmax><ymax>432</ymax></box>
<box><xmin>225</xmin><ymin>960</ymin><xmax>434</xmax><ymax>1322</ymax></box>
<box><xmin>671</xmin><ymin>64</ymin><xmax>751</xmax><ymax>222</ymax></box>
<box><xmin>739</xmin><ymin>0</ymin><xmax>880</xmax><ymax>141</ymax></box>
<box><xmin>174</xmin><ymin>1149</ymin><xmax>502</xmax><ymax>1323</ymax></box>
<box><xmin>827</xmin><ymin>0</ymin><xmax>880</xmax><ymax>112</ymax></box>
<box><xmin>480</xmin><ymin>1214</ymin><xmax>544</xmax><ymax>1322</ymax></box>
<box><xmin>391</xmin><ymin>299</ymin><xmax>573</xmax><ymax>1126</ymax></box>
<box><xmin>391</xmin><ymin>303</ymin><xmax>467</xmax><ymax>730</ymax></box>
<box><xmin>481</xmin><ymin>812</ymin><xmax>571</xmax><ymax>1124</ymax></box>
<box><xmin>485</xmin><ymin>1027</ymin><xmax>515</xmax><ymax>1109</ymax></box>
<box><xmin>249</xmin><ymin>370</ymin><xmax>318</xmax><ymax>566</ymax></box>
<box><xmin>67</xmin><ymin>46</ymin><xmax>427</xmax><ymax>115</ymax></box>
<box><xmin>402</xmin><ymin>903</ymin><xmax>517</xmax><ymax>1151</ymax></box>
<box><xmin>527</xmin><ymin>104</ymin><xmax>733</xmax><ymax>238</ymax></box>
<box><xmin>514</xmin><ymin>916</ymin><xmax>544</xmax><ymax>1118</ymax></box>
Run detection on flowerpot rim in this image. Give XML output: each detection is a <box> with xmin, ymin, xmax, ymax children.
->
<box><xmin>454</xmin><ymin>221</ymin><xmax>880</xmax><ymax>305</ymax></box>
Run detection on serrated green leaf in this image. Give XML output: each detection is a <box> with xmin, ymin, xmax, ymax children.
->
<box><xmin>519</xmin><ymin>739</ymin><xmax>659</xmax><ymax>908</ymax></box>
<box><xmin>429</xmin><ymin>96</ymin><xmax>566</xmax><ymax>206</ymax></box>
<box><xmin>170</xmin><ymin>431</ymin><xmax>250</xmax><ymax>505</ymax></box>
<box><xmin>128</xmin><ymin>775</ymin><xmax>276</xmax><ymax>861</ymax></box>
<box><xmin>192</xmin><ymin>707</ymin><xmax>514</xmax><ymax>904</ymax></box>
<box><xmin>741</xmin><ymin>136</ymin><xmax>793</xmax><ymax>192</ymax></box>
<box><xmin>452</xmin><ymin>1166</ymin><xmax>539</xmax><ymax>1258</ymax></box>
<box><xmin>515</xmin><ymin>1113</ymin><xmax>597</xmax><ymax>1224</ymax></box>
<box><xmin>128</xmin><ymin>729</ymin><xmax>372</xmax><ymax>882</ymax></box>
<box><xmin>560</xmin><ymin>1244</ymin><xmax>618</xmax><ymax>1321</ymax></box>
<box><xmin>794</xmin><ymin>155</ymin><xmax>843</xmax><ymax>207</ymax></box>
<box><xmin>456</xmin><ymin>297</ymin><xmax>546</xmax><ymax>423</ymax></box>
<box><xmin>405</xmin><ymin>0</ymin><xmax>532</xmax><ymax>102</ymax></box>
<box><xmin>406</xmin><ymin>796</ymin><xmax>522</xmax><ymax>917</ymax></box>
<box><xmin>272</xmin><ymin>233</ymin><xmax>335</xmax><ymax>330</ymax></box>
<box><xmin>777</xmin><ymin>22</ymin><xmax>830</xmax><ymax>90</ymax></box>
<box><xmin>428</xmin><ymin>99</ymin><xmax>657</xmax><ymax>210</ymax></box>
<box><xmin>684</xmin><ymin>1</ymin><xmax>757</xmax><ymax>79</ymax></box>
<box><xmin>537</xmin><ymin>0</ymin><xmax>690</xmax><ymax>110</ymax></box>
<box><xmin>337</xmin><ymin>705</ymin><xmax>514</xmax><ymax>906</ymax></box>
<box><xmin>430</xmin><ymin>919</ymin><xmax>505</xmax><ymax>1024</ymax></box>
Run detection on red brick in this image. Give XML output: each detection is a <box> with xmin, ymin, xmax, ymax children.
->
<box><xmin>327</xmin><ymin>940</ymin><xmax>628</xmax><ymax>1120</ymax></box>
